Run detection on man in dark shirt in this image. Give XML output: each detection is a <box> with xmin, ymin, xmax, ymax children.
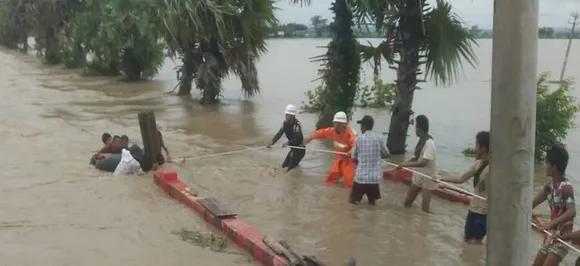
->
<box><xmin>267</xmin><ymin>104</ymin><xmax>305</xmax><ymax>171</ymax></box>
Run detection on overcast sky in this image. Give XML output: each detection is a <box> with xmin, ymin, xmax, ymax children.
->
<box><xmin>275</xmin><ymin>0</ymin><xmax>580</xmax><ymax>28</ymax></box>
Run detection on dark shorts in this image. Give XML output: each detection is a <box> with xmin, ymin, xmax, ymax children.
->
<box><xmin>464</xmin><ymin>211</ymin><xmax>487</xmax><ymax>241</ymax></box>
<box><xmin>349</xmin><ymin>182</ymin><xmax>381</xmax><ymax>204</ymax></box>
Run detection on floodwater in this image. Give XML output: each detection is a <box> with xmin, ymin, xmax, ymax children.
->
<box><xmin>0</xmin><ymin>38</ymin><xmax>579</xmax><ymax>266</ymax></box>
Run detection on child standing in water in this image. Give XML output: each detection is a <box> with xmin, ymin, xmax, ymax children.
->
<box><xmin>437</xmin><ymin>131</ymin><xmax>489</xmax><ymax>244</ymax></box>
<box><xmin>532</xmin><ymin>145</ymin><xmax>576</xmax><ymax>266</ymax></box>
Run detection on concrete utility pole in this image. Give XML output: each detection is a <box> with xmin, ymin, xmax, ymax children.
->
<box><xmin>559</xmin><ymin>12</ymin><xmax>579</xmax><ymax>81</ymax></box>
<box><xmin>487</xmin><ymin>0</ymin><xmax>539</xmax><ymax>264</ymax></box>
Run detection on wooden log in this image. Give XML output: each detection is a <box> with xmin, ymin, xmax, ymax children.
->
<box><xmin>279</xmin><ymin>241</ymin><xmax>306</xmax><ymax>265</ymax></box>
<box><xmin>146</xmin><ymin>111</ymin><xmax>161</xmax><ymax>163</ymax></box>
<box><xmin>262</xmin><ymin>236</ymin><xmax>301</xmax><ymax>266</ymax></box>
<box><xmin>138</xmin><ymin>112</ymin><xmax>154</xmax><ymax>167</ymax></box>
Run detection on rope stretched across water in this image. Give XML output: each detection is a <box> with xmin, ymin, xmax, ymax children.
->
<box><xmin>286</xmin><ymin>145</ymin><xmax>580</xmax><ymax>254</ymax></box>
<box><xmin>175</xmin><ymin>146</ymin><xmax>268</xmax><ymax>162</ymax></box>
<box><xmin>172</xmin><ymin>144</ymin><xmax>580</xmax><ymax>254</ymax></box>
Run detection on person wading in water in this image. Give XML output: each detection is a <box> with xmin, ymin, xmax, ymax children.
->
<box><xmin>399</xmin><ymin>115</ymin><xmax>437</xmax><ymax>213</ymax></box>
<box><xmin>267</xmin><ymin>104</ymin><xmax>306</xmax><ymax>171</ymax></box>
<box><xmin>304</xmin><ymin>111</ymin><xmax>357</xmax><ymax>188</ymax></box>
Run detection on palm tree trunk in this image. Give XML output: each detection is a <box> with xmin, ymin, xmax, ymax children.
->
<box><xmin>386</xmin><ymin>0</ymin><xmax>423</xmax><ymax>154</ymax></box>
<box><xmin>178</xmin><ymin>48</ymin><xmax>195</xmax><ymax>95</ymax></box>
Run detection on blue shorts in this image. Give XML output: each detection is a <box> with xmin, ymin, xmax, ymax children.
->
<box><xmin>464</xmin><ymin>211</ymin><xmax>487</xmax><ymax>241</ymax></box>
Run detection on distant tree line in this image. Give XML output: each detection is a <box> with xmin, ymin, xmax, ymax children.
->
<box><xmin>467</xmin><ymin>25</ymin><xmax>580</xmax><ymax>39</ymax></box>
<box><xmin>269</xmin><ymin>19</ymin><xmax>580</xmax><ymax>39</ymax></box>
<box><xmin>267</xmin><ymin>15</ymin><xmax>383</xmax><ymax>38</ymax></box>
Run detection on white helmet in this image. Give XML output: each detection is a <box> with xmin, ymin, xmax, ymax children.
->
<box><xmin>284</xmin><ymin>104</ymin><xmax>297</xmax><ymax>115</ymax></box>
<box><xmin>333</xmin><ymin>111</ymin><xmax>348</xmax><ymax>123</ymax></box>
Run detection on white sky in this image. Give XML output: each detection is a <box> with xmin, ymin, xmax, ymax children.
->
<box><xmin>275</xmin><ymin>0</ymin><xmax>580</xmax><ymax>28</ymax></box>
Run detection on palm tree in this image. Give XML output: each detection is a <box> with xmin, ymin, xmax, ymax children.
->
<box><xmin>357</xmin><ymin>0</ymin><xmax>478</xmax><ymax>154</ymax></box>
<box><xmin>161</xmin><ymin>0</ymin><xmax>276</xmax><ymax>104</ymax></box>
<box><xmin>311</xmin><ymin>0</ymin><xmax>360</xmax><ymax>129</ymax></box>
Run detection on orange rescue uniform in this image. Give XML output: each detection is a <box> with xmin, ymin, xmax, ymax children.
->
<box><xmin>309</xmin><ymin>126</ymin><xmax>357</xmax><ymax>188</ymax></box>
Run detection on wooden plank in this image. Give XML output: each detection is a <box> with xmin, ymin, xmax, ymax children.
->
<box><xmin>279</xmin><ymin>241</ymin><xmax>306</xmax><ymax>265</ymax></box>
<box><xmin>146</xmin><ymin>111</ymin><xmax>161</xmax><ymax>163</ymax></box>
<box><xmin>303</xmin><ymin>256</ymin><xmax>327</xmax><ymax>266</ymax></box>
<box><xmin>138</xmin><ymin>112</ymin><xmax>154</xmax><ymax>167</ymax></box>
<box><xmin>262</xmin><ymin>236</ymin><xmax>301</xmax><ymax>266</ymax></box>
<box><xmin>196</xmin><ymin>197</ymin><xmax>237</xmax><ymax>219</ymax></box>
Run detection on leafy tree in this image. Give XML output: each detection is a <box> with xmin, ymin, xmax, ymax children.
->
<box><xmin>469</xmin><ymin>25</ymin><xmax>481</xmax><ymax>37</ymax></box>
<box><xmin>160</xmin><ymin>0</ymin><xmax>276</xmax><ymax>103</ymax></box>
<box><xmin>538</xmin><ymin>27</ymin><xmax>554</xmax><ymax>39</ymax></box>
<box><xmin>66</xmin><ymin>0</ymin><xmax>164</xmax><ymax>80</ymax></box>
<box><xmin>0</xmin><ymin>0</ymin><xmax>32</xmax><ymax>51</ymax></box>
<box><xmin>463</xmin><ymin>72</ymin><xmax>580</xmax><ymax>160</ymax></box>
<box><xmin>357</xmin><ymin>0</ymin><xmax>478</xmax><ymax>154</ymax></box>
<box><xmin>310</xmin><ymin>15</ymin><xmax>329</xmax><ymax>37</ymax></box>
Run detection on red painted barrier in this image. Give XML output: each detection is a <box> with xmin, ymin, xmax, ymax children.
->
<box><xmin>153</xmin><ymin>170</ymin><xmax>289</xmax><ymax>266</ymax></box>
<box><xmin>383</xmin><ymin>169</ymin><xmax>471</xmax><ymax>205</ymax></box>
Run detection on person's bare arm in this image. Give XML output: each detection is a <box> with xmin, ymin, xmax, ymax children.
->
<box><xmin>532</xmin><ymin>186</ymin><xmax>548</xmax><ymax>209</ymax></box>
<box><xmin>439</xmin><ymin>166</ymin><xmax>476</xmax><ymax>184</ymax></box>
<box><xmin>561</xmin><ymin>230</ymin><xmax>580</xmax><ymax>242</ymax></box>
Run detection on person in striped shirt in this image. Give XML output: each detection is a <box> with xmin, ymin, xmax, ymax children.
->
<box><xmin>349</xmin><ymin>115</ymin><xmax>388</xmax><ymax>205</ymax></box>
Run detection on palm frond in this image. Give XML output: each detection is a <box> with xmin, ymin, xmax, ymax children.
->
<box><xmin>424</xmin><ymin>0</ymin><xmax>478</xmax><ymax>86</ymax></box>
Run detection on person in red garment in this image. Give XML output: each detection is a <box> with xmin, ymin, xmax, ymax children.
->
<box><xmin>304</xmin><ymin>111</ymin><xmax>357</xmax><ymax>188</ymax></box>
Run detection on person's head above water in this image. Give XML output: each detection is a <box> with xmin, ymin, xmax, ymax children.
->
<box><xmin>102</xmin><ymin>132</ymin><xmax>112</xmax><ymax>144</ymax></box>
<box><xmin>475</xmin><ymin>131</ymin><xmax>490</xmax><ymax>159</ymax></box>
<box><xmin>284</xmin><ymin>104</ymin><xmax>297</xmax><ymax>122</ymax></box>
<box><xmin>545</xmin><ymin>144</ymin><xmax>569</xmax><ymax>178</ymax></box>
<box><xmin>333</xmin><ymin>111</ymin><xmax>348</xmax><ymax>133</ymax></box>
<box><xmin>414</xmin><ymin>115</ymin><xmax>429</xmax><ymax>137</ymax></box>
<box><xmin>357</xmin><ymin>115</ymin><xmax>374</xmax><ymax>133</ymax></box>
<box><xmin>121</xmin><ymin>135</ymin><xmax>129</xmax><ymax>147</ymax></box>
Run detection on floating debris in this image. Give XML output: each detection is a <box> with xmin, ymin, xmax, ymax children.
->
<box><xmin>171</xmin><ymin>228</ymin><xmax>227</xmax><ymax>252</ymax></box>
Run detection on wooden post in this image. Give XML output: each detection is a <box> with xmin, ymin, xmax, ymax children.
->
<box><xmin>487</xmin><ymin>0</ymin><xmax>538</xmax><ymax>264</ymax></box>
<box><xmin>138</xmin><ymin>111</ymin><xmax>161</xmax><ymax>167</ymax></box>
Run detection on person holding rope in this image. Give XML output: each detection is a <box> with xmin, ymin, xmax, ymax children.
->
<box><xmin>437</xmin><ymin>131</ymin><xmax>489</xmax><ymax>244</ymax></box>
<box><xmin>304</xmin><ymin>111</ymin><xmax>357</xmax><ymax>188</ymax></box>
<box><xmin>399</xmin><ymin>114</ymin><xmax>437</xmax><ymax>213</ymax></box>
<box><xmin>532</xmin><ymin>144</ymin><xmax>576</xmax><ymax>266</ymax></box>
<box><xmin>349</xmin><ymin>115</ymin><xmax>388</xmax><ymax>205</ymax></box>
<box><xmin>267</xmin><ymin>104</ymin><xmax>306</xmax><ymax>171</ymax></box>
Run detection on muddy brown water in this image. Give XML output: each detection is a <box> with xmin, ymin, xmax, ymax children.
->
<box><xmin>0</xmin><ymin>39</ymin><xmax>578</xmax><ymax>266</ymax></box>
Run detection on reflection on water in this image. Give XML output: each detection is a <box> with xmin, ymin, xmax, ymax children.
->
<box><xmin>0</xmin><ymin>39</ymin><xmax>579</xmax><ymax>265</ymax></box>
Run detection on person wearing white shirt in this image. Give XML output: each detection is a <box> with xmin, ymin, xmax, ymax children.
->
<box><xmin>113</xmin><ymin>146</ymin><xmax>143</xmax><ymax>176</ymax></box>
<box><xmin>398</xmin><ymin>115</ymin><xmax>437</xmax><ymax>213</ymax></box>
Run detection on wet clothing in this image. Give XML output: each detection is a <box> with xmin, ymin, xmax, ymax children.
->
<box><xmin>464</xmin><ymin>211</ymin><xmax>487</xmax><ymax>241</ymax></box>
<box><xmin>538</xmin><ymin>178</ymin><xmax>575</xmax><ymax>260</ymax></box>
<box><xmin>113</xmin><ymin>148</ymin><xmax>142</xmax><ymax>176</ymax></box>
<box><xmin>410</xmin><ymin>136</ymin><xmax>437</xmax><ymax>190</ymax></box>
<box><xmin>456</xmin><ymin>159</ymin><xmax>490</xmax><ymax>241</ymax></box>
<box><xmin>352</xmin><ymin>130</ymin><xmax>388</xmax><ymax>184</ymax></box>
<box><xmin>271</xmin><ymin>119</ymin><xmax>305</xmax><ymax>170</ymax></box>
<box><xmin>349</xmin><ymin>182</ymin><xmax>381</xmax><ymax>204</ymax></box>
<box><xmin>309</xmin><ymin>126</ymin><xmax>357</xmax><ymax>188</ymax></box>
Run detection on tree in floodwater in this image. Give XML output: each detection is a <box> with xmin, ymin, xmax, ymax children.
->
<box><xmin>66</xmin><ymin>0</ymin><xmax>164</xmax><ymax>80</ymax></box>
<box><xmin>310</xmin><ymin>0</ymin><xmax>360</xmax><ymax>129</ymax></box>
<box><xmin>160</xmin><ymin>0</ymin><xmax>275</xmax><ymax>103</ymax></box>
<box><xmin>357</xmin><ymin>0</ymin><xmax>478</xmax><ymax>154</ymax></box>
<box><xmin>28</xmin><ymin>0</ymin><xmax>83</xmax><ymax>64</ymax></box>
<box><xmin>0</xmin><ymin>0</ymin><xmax>32</xmax><ymax>52</ymax></box>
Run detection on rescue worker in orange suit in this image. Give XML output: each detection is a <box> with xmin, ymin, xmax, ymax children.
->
<box><xmin>304</xmin><ymin>111</ymin><xmax>357</xmax><ymax>188</ymax></box>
